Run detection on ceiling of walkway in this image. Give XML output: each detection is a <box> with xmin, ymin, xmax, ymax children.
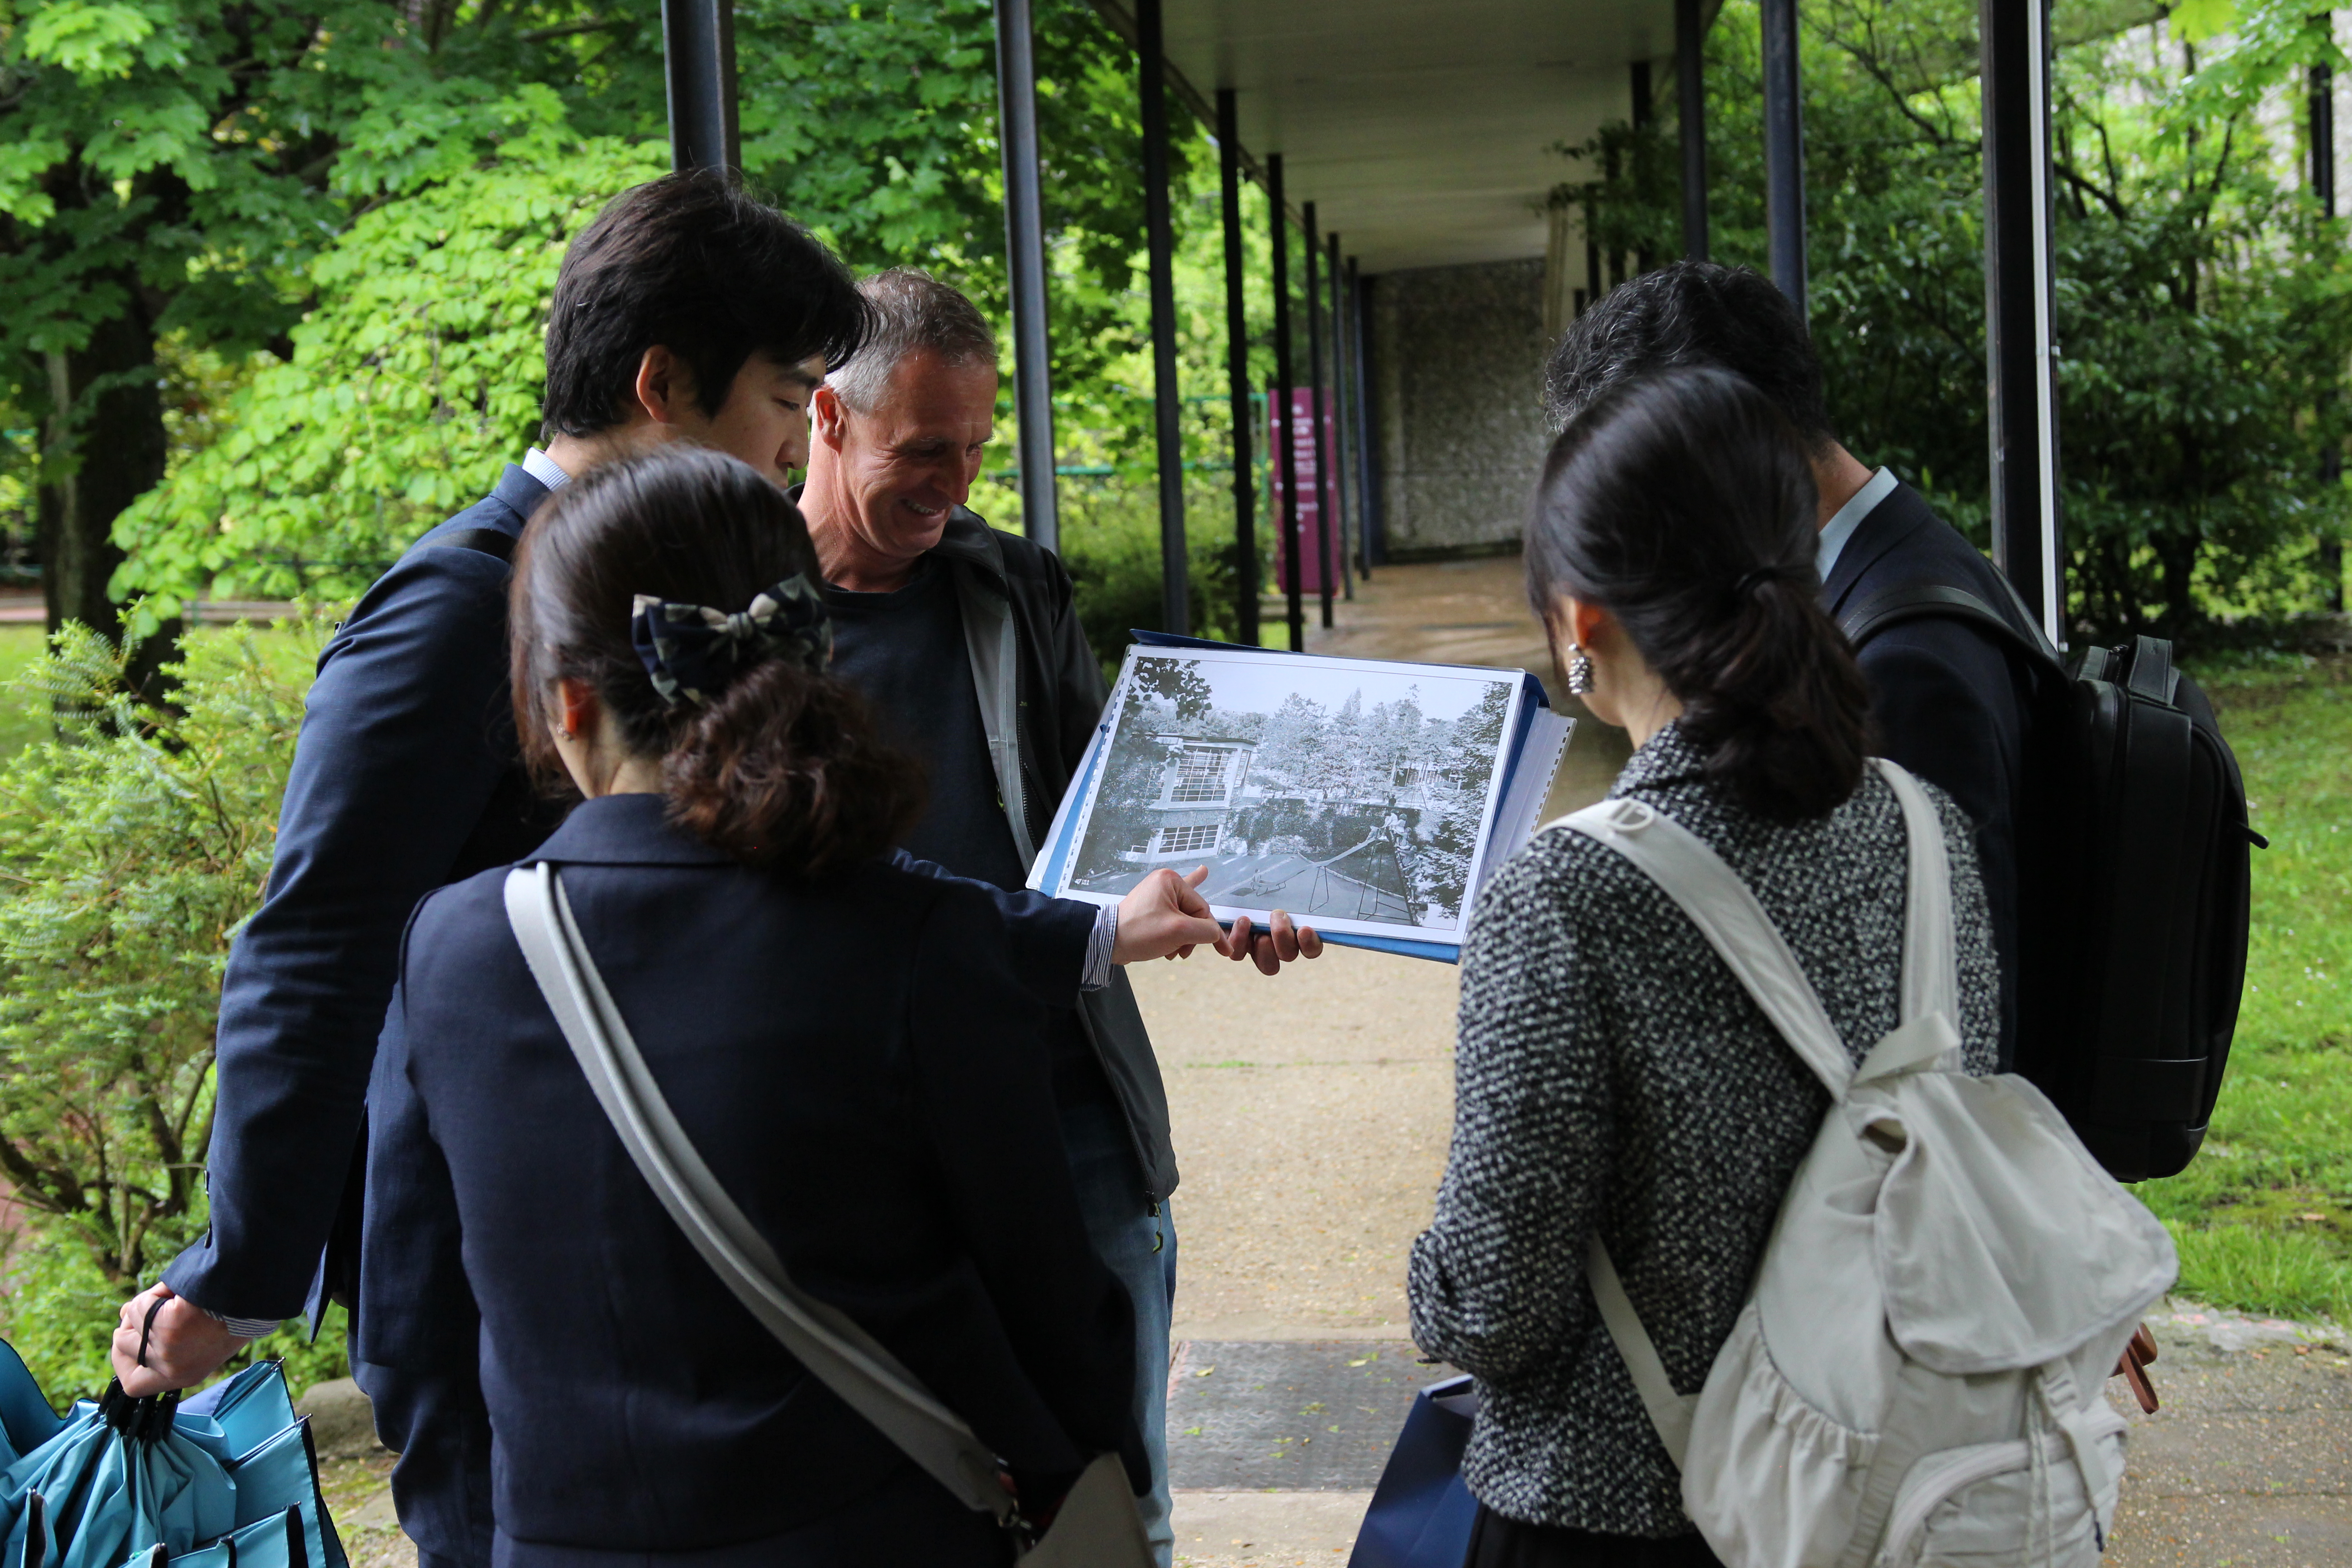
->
<box><xmin>1142</xmin><ymin>0</ymin><xmax>1684</xmax><ymax>276</ymax></box>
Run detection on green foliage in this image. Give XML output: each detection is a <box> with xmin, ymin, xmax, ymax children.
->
<box><xmin>1057</xmin><ymin>476</ymin><xmax>1249</xmax><ymax>675</ymax></box>
<box><xmin>2135</xmin><ymin>653</ymin><xmax>2352</xmax><ymax>1321</ymax></box>
<box><xmin>0</xmin><ymin>1233</ymin><xmax>348</xmax><ymax>1407</ymax></box>
<box><xmin>1568</xmin><ymin>0</ymin><xmax>2352</xmax><ymax>638</ymax></box>
<box><xmin>111</xmin><ymin>102</ymin><xmax>666</xmax><ymax>621</ymax></box>
<box><xmin>0</xmin><ymin>620</ymin><xmax>317</xmax><ymax>1306</ymax></box>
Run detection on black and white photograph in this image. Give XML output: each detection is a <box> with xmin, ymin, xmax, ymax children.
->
<box><xmin>1046</xmin><ymin>647</ymin><xmax>1526</xmax><ymax>941</ymax></box>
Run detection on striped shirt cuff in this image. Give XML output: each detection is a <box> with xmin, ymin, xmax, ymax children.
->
<box><xmin>1082</xmin><ymin>905</ymin><xmax>1117</xmax><ymax>991</ymax></box>
<box><xmin>205</xmin><ymin>1310</ymin><xmax>280</xmax><ymax>1340</ymax></box>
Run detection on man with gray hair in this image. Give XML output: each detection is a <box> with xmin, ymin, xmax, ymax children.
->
<box><xmin>798</xmin><ymin>268</ymin><xmax>1320</xmax><ymax>1564</ymax></box>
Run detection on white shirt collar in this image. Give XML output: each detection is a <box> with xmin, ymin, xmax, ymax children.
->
<box><xmin>1815</xmin><ymin>466</ymin><xmax>1898</xmax><ymax>584</ymax></box>
<box><xmin>521</xmin><ymin>446</ymin><xmax>573</xmax><ymax>492</ymax></box>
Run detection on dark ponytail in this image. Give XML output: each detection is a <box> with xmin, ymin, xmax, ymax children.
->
<box><xmin>1525</xmin><ymin>367</ymin><xmax>1869</xmax><ymax>822</ymax></box>
<box><xmin>510</xmin><ymin>446</ymin><xmax>922</xmax><ymax>874</ymax></box>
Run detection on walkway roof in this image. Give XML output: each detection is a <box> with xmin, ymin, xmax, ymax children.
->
<box><xmin>1094</xmin><ymin>0</ymin><xmax>1690</xmax><ymax>274</ymax></box>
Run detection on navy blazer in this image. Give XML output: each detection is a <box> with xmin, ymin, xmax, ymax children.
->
<box><xmin>166</xmin><ymin>466</ymin><xmax>564</xmax><ymax>1321</ymax></box>
<box><xmin>1821</xmin><ymin>480</ymin><xmax>2041</xmax><ymax>1065</ymax></box>
<box><xmin>166</xmin><ymin>466</ymin><xmax>1098</xmax><ymax>1325</ymax></box>
<box><xmin>354</xmin><ymin>794</ymin><xmax>1142</xmax><ymax>1568</ymax></box>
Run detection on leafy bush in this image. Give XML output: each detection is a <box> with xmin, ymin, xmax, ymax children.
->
<box><xmin>1057</xmin><ymin>477</ymin><xmax>1253</xmax><ymax>676</ymax></box>
<box><xmin>0</xmin><ymin>620</ymin><xmax>327</xmax><ymax>1399</ymax></box>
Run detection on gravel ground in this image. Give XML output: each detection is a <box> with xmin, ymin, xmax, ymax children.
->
<box><xmin>1134</xmin><ymin>944</ymin><xmax>1461</xmax><ymax>1341</ymax></box>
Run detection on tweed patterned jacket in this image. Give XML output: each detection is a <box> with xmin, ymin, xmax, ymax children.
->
<box><xmin>1407</xmin><ymin>721</ymin><xmax>2000</xmax><ymax>1538</ymax></box>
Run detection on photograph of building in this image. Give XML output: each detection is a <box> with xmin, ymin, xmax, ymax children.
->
<box><xmin>1059</xmin><ymin>649</ymin><xmax>1521</xmax><ymax>936</ymax></box>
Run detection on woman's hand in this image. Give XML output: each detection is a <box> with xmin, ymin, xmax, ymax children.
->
<box><xmin>1113</xmin><ymin>868</ymin><xmax>1228</xmax><ymax>962</ymax></box>
<box><xmin>110</xmin><ymin>1283</ymin><xmax>251</xmax><ymax>1397</ymax></box>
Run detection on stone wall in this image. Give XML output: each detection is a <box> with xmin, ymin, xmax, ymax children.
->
<box><xmin>1366</xmin><ymin>258</ymin><xmax>1548</xmax><ymax>559</ymax></box>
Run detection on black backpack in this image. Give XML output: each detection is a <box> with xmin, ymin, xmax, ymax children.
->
<box><xmin>1840</xmin><ymin>584</ymin><xmax>2262</xmax><ymax>1181</ymax></box>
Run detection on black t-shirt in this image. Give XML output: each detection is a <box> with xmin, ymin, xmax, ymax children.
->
<box><xmin>826</xmin><ymin>559</ymin><xmax>1028</xmax><ymax>891</ymax></box>
<box><xmin>826</xmin><ymin>558</ymin><xmax>1116</xmax><ymax>1112</ymax></box>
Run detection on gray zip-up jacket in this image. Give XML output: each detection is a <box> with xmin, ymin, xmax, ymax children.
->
<box><xmin>927</xmin><ymin>508</ymin><xmax>1177</xmax><ymax>1203</ymax></box>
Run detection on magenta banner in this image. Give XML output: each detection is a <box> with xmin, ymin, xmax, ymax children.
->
<box><xmin>1269</xmin><ymin>388</ymin><xmax>1340</xmax><ymax>596</ymax></box>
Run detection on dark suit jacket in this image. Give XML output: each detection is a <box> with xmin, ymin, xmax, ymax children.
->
<box><xmin>166</xmin><ymin>466</ymin><xmax>1098</xmax><ymax>1326</ymax></box>
<box><xmin>353</xmin><ymin>794</ymin><xmax>1142</xmax><ymax>1568</ymax></box>
<box><xmin>1821</xmin><ymin>480</ymin><xmax>2042</xmax><ymax>1064</ymax></box>
<box><xmin>165</xmin><ymin>465</ymin><xmax>564</xmax><ymax>1322</ymax></box>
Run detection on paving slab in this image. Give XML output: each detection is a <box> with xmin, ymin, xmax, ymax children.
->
<box><xmin>1171</xmin><ymin>1492</ymin><xmax>1370</xmax><ymax>1564</ymax></box>
<box><xmin>1166</xmin><ymin>1341</ymin><xmax>1455</xmax><ymax>1491</ymax></box>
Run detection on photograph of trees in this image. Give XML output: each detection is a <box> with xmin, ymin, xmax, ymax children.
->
<box><xmin>1063</xmin><ymin>651</ymin><xmax>1518</xmax><ymax>935</ymax></box>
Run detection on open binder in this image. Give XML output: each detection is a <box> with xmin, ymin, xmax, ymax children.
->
<box><xmin>1027</xmin><ymin>632</ymin><xmax>1572</xmax><ymax>964</ymax></box>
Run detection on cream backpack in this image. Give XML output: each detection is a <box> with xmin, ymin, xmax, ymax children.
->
<box><xmin>1554</xmin><ymin>760</ymin><xmax>2177</xmax><ymax>1568</ymax></box>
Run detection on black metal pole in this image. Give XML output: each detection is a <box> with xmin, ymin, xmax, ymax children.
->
<box><xmin>662</xmin><ymin>0</ymin><xmax>739</xmax><ymax>171</ymax></box>
<box><xmin>2317</xmin><ymin>49</ymin><xmax>2344</xmax><ymax>612</ymax></box>
<box><xmin>1348</xmin><ymin>256</ymin><xmax>1376</xmax><ymax>577</ymax></box>
<box><xmin>994</xmin><ymin>0</ymin><xmax>1058</xmax><ymax>554</ymax></box>
<box><xmin>1138</xmin><ymin>0</ymin><xmax>1187</xmax><ymax>632</ymax></box>
<box><xmin>1327</xmin><ymin>230</ymin><xmax>1353</xmax><ymax>602</ymax></box>
<box><xmin>1217</xmin><ymin>90</ymin><xmax>1259</xmax><ymax>646</ymax></box>
<box><xmin>1270</xmin><ymin>155</ymin><xmax>1303</xmax><ymax>650</ymax></box>
<box><xmin>1304</xmin><ymin>201</ymin><xmax>1335</xmax><ymax>630</ymax></box>
<box><xmin>1677</xmin><ymin>0</ymin><xmax>1708</xmax><ymax>261</ymax></box>
<box><xmin>1760</xmin><ymin>0</ymin><xmax>1806</xmax><ymax>316</ymax></box>
<box><xmin>1631</xmin><ymin>61</ymin><xmax>1656</xmax><ymax>274</ymax></box>
<box><xmin>1981</xmin><ymin>0</ymin><xmax>2062</xmax><ymax>642</ymax></box>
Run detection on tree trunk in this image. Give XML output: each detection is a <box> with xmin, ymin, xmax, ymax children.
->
<box><xmin>35</xmin><ymin>290</ymin><xmax>183</xmax><ymax>699</ymax></box>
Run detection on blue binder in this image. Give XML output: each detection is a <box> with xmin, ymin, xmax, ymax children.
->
<box><xmin>1028</xmin><ymin>631</ymin><xmax>1572</xmax><ymax>963</ymax></box>
<box><xmin>1349</xmin><ymin>1373</ymin><xmax>1480</xmax><ymax>1568</ymax></box>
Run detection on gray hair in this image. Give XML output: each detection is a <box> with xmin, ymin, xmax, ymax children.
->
<box><xmin>826</xmin><ymin>269</ymin><xmax>999</xmax><ymax>412</ymax></box>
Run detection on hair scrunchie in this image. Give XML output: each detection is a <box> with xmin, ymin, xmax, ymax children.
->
<box><xmin>631</xmin><ymin>574</ymin><xmax>833</xmax><ymax>709</ymax></box>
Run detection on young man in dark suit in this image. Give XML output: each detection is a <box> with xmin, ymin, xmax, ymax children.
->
<box><xmin>1545</xmin><ymin>261</ymin><xmax>2043</xmax><ymax>1066</ymax></box>
<box><xmin>111</xmin><ymin>172</ymin><xmax>1240</xmax><ymax>1425</ymax></box>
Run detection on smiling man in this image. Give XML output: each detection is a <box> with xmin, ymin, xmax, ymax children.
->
<box><xmin>797</xmin><ymin>270</ymin><xmax>1313</xmax><ymax>1566</ymax></box>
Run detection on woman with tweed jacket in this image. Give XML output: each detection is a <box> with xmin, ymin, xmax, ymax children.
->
<box><xmin>1407</xmin><ymin>368</ymin><xmax>2001</xmax><ymax>1568</ymax></box>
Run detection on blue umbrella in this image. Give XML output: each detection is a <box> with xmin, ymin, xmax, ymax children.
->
<box><xmin>124</xmin><ymin>1508</ymin><xmax>309</xmax><ymax>1568</ymax></box>
<box><xmin>0</xmin><ymin>1385</ymin><xmax>235</xmax><ymax>1568</ymax></box>
<box><xmin>0</xmin><ymin>1351</ymin><xmax>344</xmax><ymax>1568</ymax></box>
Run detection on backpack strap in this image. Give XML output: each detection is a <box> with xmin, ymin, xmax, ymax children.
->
<box><xmin>1838</xmin><ymin>579</ymin><xmax>2060</xmax><ymax>671</ymax></box>
<box><xmin>1584</xmin><ymin>1232</ymin><xmax>1697</xmax><ymax>1469</ymax></box>
<box><xmin>1873</xmin><ymin>760</ymin><xmax>1958</xmax><ymax>1029</ymax></box>
<box><xmin>1554</xmin><ymin>796</ymin><xmax>1852</xmax><ymax>1476</ymax></box>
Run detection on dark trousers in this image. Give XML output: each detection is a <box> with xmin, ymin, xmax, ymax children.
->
<box><xmin>1466</xmin><ymin>1506</ymin><xmax>1724</xmax><ymax>1568</ymax></box>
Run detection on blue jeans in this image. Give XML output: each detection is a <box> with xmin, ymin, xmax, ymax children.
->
<box><xmin>1059</xmin><ymin>1100</ymin><xmax>1177</xmax><ymax>1568</ymax></box>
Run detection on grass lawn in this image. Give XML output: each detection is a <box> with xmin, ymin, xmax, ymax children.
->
<box><xmin>2136</xmin><ymin>651</ymin><xmax>2352</xmax><ymax>1320</ymax></box>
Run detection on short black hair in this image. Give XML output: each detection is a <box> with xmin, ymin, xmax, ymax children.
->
<box><xmin>1544</xmin><ymin>262</ymin><xmax>1835</xmax><ymax>452</ymax></box>
<box><xmin>541</xmin><ymin>170</ymin><xmax>869</xmax><ymax>438</ymax></box>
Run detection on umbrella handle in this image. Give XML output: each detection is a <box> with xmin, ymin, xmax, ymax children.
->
<box><xmin>136</xmin><ymin>1294</ymin><xmax>168</xmax><ymax>1372</ymax></box>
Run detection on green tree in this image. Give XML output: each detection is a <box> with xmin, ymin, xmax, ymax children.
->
<box><xmin>4</xmin><ymin>0</ymin><xmax>1205</xmax><ymax>643</ymax></box>
<box><xmin>1565</xmin><ymin>0</ymin><xmax>2352</xmax><ymax>638</ymax></box>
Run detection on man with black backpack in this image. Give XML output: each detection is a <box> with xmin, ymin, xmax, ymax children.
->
<box><xmin>1545</xmin><ymin>262</ymin><xmax>2043</xmax><ymax>1067</ymax></box>
<box><xmin>1547</xmin><ymin>262</ymin><xmax>2255</xmax><ymax>1191</ymax></box>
